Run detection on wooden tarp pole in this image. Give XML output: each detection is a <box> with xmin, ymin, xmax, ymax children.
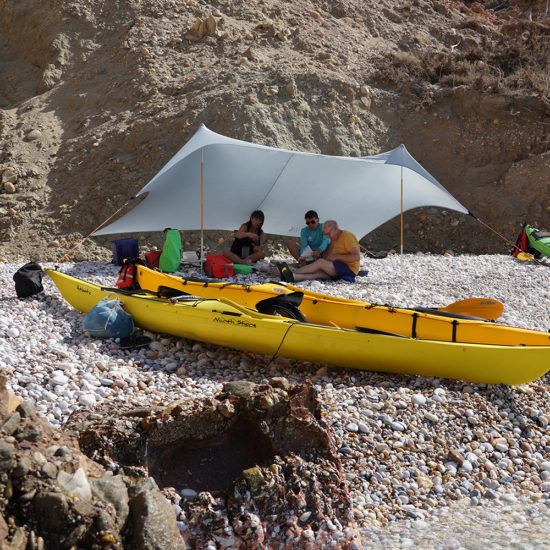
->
<box><xmin>400</xmin><ymin>166</ymin><xmax>403</xmax><ymax>255</ymax></box>
<box><xmin>200</xmin><ymin>149</ymin><xmax>204</xmax><ymax>272</ymax></box>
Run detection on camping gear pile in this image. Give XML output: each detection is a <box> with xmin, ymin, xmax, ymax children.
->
<box><xmin>512</xmin><ymin>222</ymin><xmax>550</xmax><ymax>260</ymax></box>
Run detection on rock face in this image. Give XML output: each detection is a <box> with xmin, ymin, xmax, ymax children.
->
<box><xmin>0</xmin><ymin>0</ymin><xmax>549</xmax><ymax>260</ymax></box>
<box><xmin>0</xmin><ymin>376</ymin><xmax>185</xmax><ymax>550</ymax></box>
<box><xmin>67</xmin><ymin>378</ymin><xmax>361</xmax><ymax>548</ymax></box>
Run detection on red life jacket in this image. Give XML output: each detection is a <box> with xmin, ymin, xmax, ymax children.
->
<box><xmin>116</xmin><ymin>262</ymin><xmax>137</xmax><ymax>289</ymax></box>
<box><xmin>512</xmin><ymin>224</ymin><xmax>529</xmax><ymax>257</ymax></box>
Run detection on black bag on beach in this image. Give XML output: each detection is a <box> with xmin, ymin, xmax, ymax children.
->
<box><xmin>13</xmin><ymin>262</ymin><xmax>45</xmax><ymax>298</ymax></box>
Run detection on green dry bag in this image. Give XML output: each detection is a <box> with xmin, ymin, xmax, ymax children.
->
<box><xmin>159</xmin><ymin>229</ymin><xmax>182</xmax><ymax>273</ymax></box>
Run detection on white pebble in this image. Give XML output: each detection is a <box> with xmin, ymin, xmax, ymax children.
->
<box><xmin>51</xmin><ymin>374</ymin><xmax>69</xmax><ymax>386</ymax></box>
<box><xmin>78</xmin><ymin>394</ymin><xmax>97</xmax><ymax>406</ymax></box>
<box><xmin>411</xmin><ymin>394</ymin><xmax>426</xmax><ymax>406</ymax></box>
<box><xmin>6</xmin><ymin>327</ymin><xmax>20</xmax><ymax>338</ymax></box>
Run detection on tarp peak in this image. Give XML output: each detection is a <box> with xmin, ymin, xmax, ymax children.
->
<box><xmin>93</xmin><ymin>125</ymin><xmax>467</xmax><ymax>238</ymax></box>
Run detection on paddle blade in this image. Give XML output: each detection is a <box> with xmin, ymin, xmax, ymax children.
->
<box><xmin>439</xmin><ymin>298</ymin><xmax>504</xmax><ymax>321</ymax></box>
<box><xmin>517</xmin><ymin>252</ymin><xmax>535</xmax><ymax>261</ymax></box>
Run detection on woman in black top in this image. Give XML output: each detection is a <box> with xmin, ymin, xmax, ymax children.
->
<box><xmin>222</xmin><ymin>210</ymin><xmax>266</xmax><ymax>264</ymax></box>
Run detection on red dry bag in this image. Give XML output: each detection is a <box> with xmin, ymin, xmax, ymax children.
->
<box><xmin>204</xmin><ymin>255</ymin><xmax>234</xmax><ymax>278</ymax></box>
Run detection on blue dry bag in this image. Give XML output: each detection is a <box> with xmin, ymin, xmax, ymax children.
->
<box><xmin>83</xmin><ymin>294</ymin><xmax>134</xmax><ymax>339</ymax></box>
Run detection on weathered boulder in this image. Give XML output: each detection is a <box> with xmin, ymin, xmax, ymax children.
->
<box><xmin>0</xmin><ymin>376</ymin><xmax>185</xmax><ymax>550</ymax></box>
<box><xmin>68</xmin><ymin>378</ymin><xmax>361</xmax><ymax>548</ymax></box>
<box><xmin>127</xmin><ymin>479</ymin><xmax>186</xmax><ymax>550</ymax></box>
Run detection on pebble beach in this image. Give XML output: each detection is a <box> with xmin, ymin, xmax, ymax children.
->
<box><xmin>2</xmin><ymin>253</ymin><xmax>550</xmax><ymax>548</ymax></box>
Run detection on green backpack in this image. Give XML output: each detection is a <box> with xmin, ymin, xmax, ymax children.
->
<box><xmin>525</xmin><ymin>224</ymin><xmax>550</xmax><ymax>259</ymax></box>
<box><xmin>159</xmin><ymin>229</ymin><xmax>182</xmax><ymax>273</ymax></box>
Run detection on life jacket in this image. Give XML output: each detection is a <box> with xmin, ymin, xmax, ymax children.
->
<box><xmin>116</xmin><ymin>258</ymin><xmax>142</xmax><ymax>290</ymax></box>
<box><xmin>512</xmin><ymin>223</ymin><xmax>529</xmax><ymax>257</ymax></box>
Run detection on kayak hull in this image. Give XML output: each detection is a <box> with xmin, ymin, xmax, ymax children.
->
<box><xmin>46</xmin><ymin>269</ymin><xmax>550</xmax><ymax>385</ymax></box>
<box><xmin>134</xmin><ymin>265</ymin><xmax>550</xmax><ymax>347</ymax></box>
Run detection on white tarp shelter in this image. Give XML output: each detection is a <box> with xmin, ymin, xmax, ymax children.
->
<box><xmin>93</xmin><ymin>124</ymin><xmax>468</xmax><ymax>244</ymax></box>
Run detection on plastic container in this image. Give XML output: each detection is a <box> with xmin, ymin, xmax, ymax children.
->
<box><xmin>181</xmin><ymin>251</ymin><xmax>199</xmax><ymax>262</ymax></box>
<box><xmin>111</xmin><ymin>238</ymin><xmax>139</xmax><ymax>266</ymax></box>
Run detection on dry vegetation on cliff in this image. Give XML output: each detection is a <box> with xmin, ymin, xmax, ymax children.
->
<box><xmin>0</xmin><ymin>0</ymin><xmax>549</xmax><ymax>262</ymax></box>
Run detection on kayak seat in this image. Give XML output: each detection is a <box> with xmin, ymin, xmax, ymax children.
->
<box><xmin>256</xmin><ymin>292</ymin><xmax>307</xmax><ymax>322</ymax></box>
<box><xmin>157</xmin><ymin>285</ymin><xmax>191</xmax><ymax>299</ymax></box>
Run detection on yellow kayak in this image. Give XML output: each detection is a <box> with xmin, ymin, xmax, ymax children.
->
<box><xmin>46</xmin><ymin>268</ymin><xmax>550</xmax><ymax>385</ymax></box>
<box><xmin>133</xmin><ymin>264</ymin><xmax>550</xmax><ymax>347</ymax></box>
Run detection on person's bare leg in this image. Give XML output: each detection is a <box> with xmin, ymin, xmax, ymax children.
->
<box><xmin>286</xmin><ymin>240</ymin><xmax>301</xmax><ymax>262</ymax></box>
<box><xmin>291</xmin><ymin>258</ymin><xmax>337</xmax><ymax>281</ymax></box>
<box><xmin>293</xmin><ymin>270</ymin><xmax>333</xmax><ymax>282</ymax></box>
<box><xmin>244</xmin><ymin>250</ymin><xmax>266</xmax><ymax>263</ymax></box>
<box><xmin>222</xmin><ymin>249</ymin><xmax>242</xmax><ymax>264</ymax></box>
<box><xmin>294</xmin><ymin>258</ymin><xmax>335</xmax><ymax>275</ymax></box>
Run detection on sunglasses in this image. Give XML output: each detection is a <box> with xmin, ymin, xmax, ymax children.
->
<box><xmin>306</xmin><ymin>220</ymin><xmax>317</xmax><ymax>225</ymax></box>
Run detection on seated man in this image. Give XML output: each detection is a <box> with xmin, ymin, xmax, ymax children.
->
<box><xmin>285</xmin><ymin>210</ymin><xmax>330</xmax><ymax>265</ymax></box>
<box><xmin>277</xmin><ymin>220</ymin><xmax>360</xmax><ymax>282</ymax></box>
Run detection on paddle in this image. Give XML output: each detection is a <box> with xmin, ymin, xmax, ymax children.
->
<box><xmin>437</xmin><ymin>298</ymin><xmax>504</xmax><ymax>320</ymax></box>
<box><xmin>515</xmin><ymin>251</ymin><xmax>550</xmax><ymax>268</ymax></box>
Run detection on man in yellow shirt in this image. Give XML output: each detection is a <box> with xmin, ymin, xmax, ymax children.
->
<box><xmin>277</xmin><ymin>220</ymin><xmax>360</xmax><ymax>282</ymax></box>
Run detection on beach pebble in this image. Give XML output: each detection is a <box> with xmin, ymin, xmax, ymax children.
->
<box><xmin>357</xmin><ymin>422</ymin><xmax>369</xmax><ymax>434</ymax></box>
<box><xmin>411</xmin><ymin>394</ymin><xmax>426</xmax><ymax>406</ymax></box>
<box><xmin>25</xmin><ymin>129</ymin><xmax>42</xmax><ymax>141</ymax></box>
<box><xmin>51</xmin><ymin>374</ymin><xmax>69</xmax><ymax>386</ymax></box>
<box><xmin>6</xmin><ymin>327</ymin><xmax>20</xmax><ymax>338</ymax></box>
<box><xmin>3</xmin><ymin>256</ymin><xmax>550</xmax><ymax>549</ymax></box>
<box><xmin>78</xmin><ymin>394</ymin><xmax>97</xmax><ymax>406</ymax></box>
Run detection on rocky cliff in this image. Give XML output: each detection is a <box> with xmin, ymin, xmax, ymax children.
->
<box><xmin>0</xmin><ymin>0</ymin><xmax>549</xmax><ymax>261</ymax></box>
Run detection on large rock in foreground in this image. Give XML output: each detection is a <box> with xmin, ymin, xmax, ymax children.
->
<box><xmin>68</xmin><ymin>378</ymin><xmax>361</xmax><ymax>549</ymax></box>
<box><xmin>0</xmin><ymin>376</ymin><xmax>185</xmax><ymax>550</ymax></box>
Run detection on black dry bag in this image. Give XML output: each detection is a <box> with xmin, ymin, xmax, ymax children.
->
<box><xmin>13</xmin><ymin>262</ymin><xmax>45</xmax><ymax>298</ymax></box>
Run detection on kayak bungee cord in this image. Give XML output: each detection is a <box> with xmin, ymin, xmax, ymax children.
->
<box><xmin>265</xmin><ymin>321</ymin><xmax>297</xmax><ymax>367</ymax></box>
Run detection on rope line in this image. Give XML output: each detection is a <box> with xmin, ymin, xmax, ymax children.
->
<box><xmin>470</xmin><ymin>213</ymin><xmax>549</xmax><ymax>268</ymax></box>
<box><xmin>58</xmin><ymin>200</ymin><xmax>131</xmax><ymax>262</ymax></box>
<box><xmin>265</xmin><ymin>322</ymin><xmax>296</xmax><ymax>367</ymax></box>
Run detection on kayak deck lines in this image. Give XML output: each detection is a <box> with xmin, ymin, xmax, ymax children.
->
<box><xmin>45</xmin><ymin>268</ymin><xmax>550</xmax><ymax>385</ymax></box>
